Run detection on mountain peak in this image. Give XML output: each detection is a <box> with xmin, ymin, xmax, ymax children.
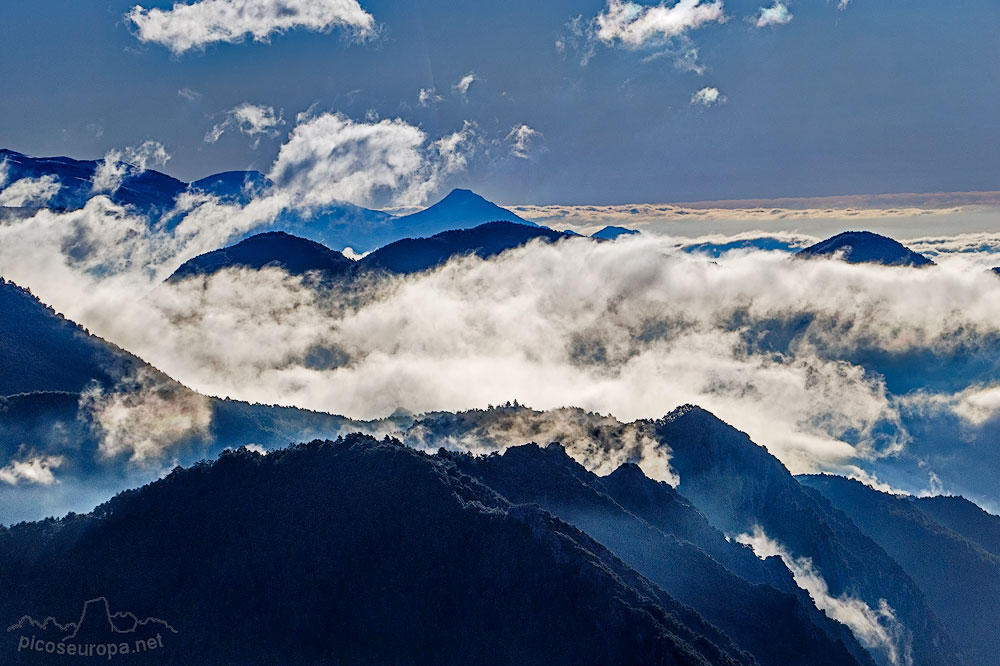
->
<box><xmin>167</xmin><ymin>231</ymin><xmax>354</xmax><ymax>283</ymax></box>
<box><xmin>797</xmin><ymin>231</ymin><xmax>934</xmax><ymax>267</ymax></box>
<box><xmin>390</xmin><ymin>188</ymin><xmax>535</xmax><ymax>237</ymax></box>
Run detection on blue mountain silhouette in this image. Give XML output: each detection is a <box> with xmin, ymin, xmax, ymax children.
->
<box><xmin>797</xmin><ymin>231</ymin><xmax>933</xmax><ymax>266</ymax></box>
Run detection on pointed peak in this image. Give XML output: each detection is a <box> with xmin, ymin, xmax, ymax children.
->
<box><xmin>607</xmin><ymin>461</ymin><xmax>647</xmax><ymax>480</ymax></box>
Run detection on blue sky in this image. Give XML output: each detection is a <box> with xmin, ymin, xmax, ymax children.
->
<box><xmin>1</xmin><ymin>0</ymin><xmax>998</xmax><ymax>205</ymax></box>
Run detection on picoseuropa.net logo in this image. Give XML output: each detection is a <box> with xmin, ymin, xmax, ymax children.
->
<box><xmin>7</xmin><ymin>597</ymin><xmax>176</xmax><ymax>661</ymax></box>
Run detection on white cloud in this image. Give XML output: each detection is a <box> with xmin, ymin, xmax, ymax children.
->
<box><xmin>206</xmin><ymin>102</ymin><xmax>284</xmax><ymax>147</ymax></box>
<box><xmin>691</xmin><ymin>86</ymin><xmax>726</xmax><ymax>106</ymax></box>
<box><xmin>838</xmin><ymin>0</ymin><xmax>851</xmax><ymax>9</ymax></box>
<box><xmin>737</xmin><ymin>527</ymin><xmax>913</xmax><ymax>666</ymax></box>
<box><xmin>127</xmin><ymin>0</ymin><xmax>376</xmax><ymax>55</ymax></box>
<box><xmin>177</xmin><ymin>87</ymin><xmax>202</xmax><ymax>101</ymax></box>
<box><xmin>80</xmin><ymin>370</ymin><xmax>212</xmax><ymax>463</ymax></box>
<box><xmin>0</xmin><ymin>454</ymin><xmax>64</xmax><ymax>486</ymax></box>
<box><xmin>267</xmin><ymin>112</ymin><xmax>474</xmax><ymax>209</ymax></box>
<box><xmin>595</xmin><ymin>0</ymin><xmax>725</xmax><ymax>48</ymax></box>
<box><xmin>940</xmin><ymin>384</ymin><xmax>1000</xmax><ymax>426</ymax></box>
<box><xmin>418</xmin><ymin>87</ymin><xmax>443</xmax><ymax>107</ymax></box>
<box><xmin>754</xmin><ymin>1</ymin><xmax>792</xmax><ymax>27</ymax></box>
<box><xmin>431</xmin><ymin>121</ymin><xmax>480</xmax><ymax>175</ymax></box>
<box><xmin>92</xmin><ymin>141</ymin><xmax>171</xmax><ymax>194</ymax></box>
<box><xmin>0</xmin><ymin>175</ymin><xmax>61</xmax><ymax>207</ymax></box>
<box><xmin>506</xmin><ymin>124</ymin><xmax>542</xmax><ymax>159</ymax></box>
<box><xmin>0</xmin><ymin>158</ymin><xmax>9</xmax><ymax>188</ymax></box>
<box><xmin>453</xmin><ymin>72</ymin><xmax>478</xmax><ymax>98</ymax></box>
<box><xmin>404</xmin><ymin>408</ymin><xmax>679</xmax><ymax>485</ymax></box>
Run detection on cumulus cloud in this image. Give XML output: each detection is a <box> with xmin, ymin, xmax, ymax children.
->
<box><xmin>0</xmin><ymin>453</ymin><xmax>65</xmax><ymax>486</ymax></box>
<box><xmin>127</xmin><ymin>0</ymin><xmax>376</xmax><ymax>55</ymax></box>
<box><xmin>206</xmin><ymin>103</ymin><xmax>284</xmax><ymax>147</ymax></box>
<box><xmin>754</xmin><ymin>1</ymin><xmax>792</xmax><ymax>27</ymax></box>
<box><xmin>506</xmin><ymin>124</ymin><xmax>542</xmax><ymax>158</ymax></box>
<box><xmin>594</xmin><ymin>0</ymin><xmax>725</xmax><ymax>48</ymax></box>
<box><xmin>691</xmin><ymin>86</ymin><xmax>726</xmax><ymax>106</ymax></box>
<box><xmin>177</xmin><ymin>87</ymin><xmax>201</xmax><ymax>101</ymax></box>
<box><xmin>0</xmin><ymin>175</ymin><xmax>61</xmax><ymax>207</ymax></box>
<box><xmin>737</xmin><ymin>527</ymin><xmax>913</xmax><ymax>666</ymax></box>
<box><xmin>92</xmin><ymin>141</ymin><xmax>171</xmax><ymax>194</ymax></box>
<box><xmin>418</xmin><ymin>87</ymin><xmax>443</xmax><ymax>107</ymax></box>
<box><xmin>452</xmin><ymin>72</ymin><xmax>479</xmax><ymax>98</ymax></box>
<box><xmin>267</xmin><ymin>111</ymin><xmax>474</xmax><ymax>208</ymax></box>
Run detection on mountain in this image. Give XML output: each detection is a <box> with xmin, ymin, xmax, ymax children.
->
<box><xmin>188</xmin><ymin>170</ymin><xmax>271</xmax><ymax>204</ymax></box>
<box><xmin>912</xmin><ymin>494</ymin><xmax>1000</xmax><ymax>558</ymax></box>
<box><xmin>359</xmin><ymin>221</ymin><xmax>573</xmax><ymax>275</ymax></box>
<box><xmin>657</xmin><ymin>405</ymin><xmax>963</xmax><ymax>666</ymax></box>
<box><xmin>591</xmin><ymin>225</ymin><xmax>639</xmax><ymax>240</ymax></box>
<box><xmin>390</xmin><ymin>188</ymin><xmax>533</xmax><ymax>237</ymax></box>
<box><xmin>1</xmin><ymin>150</ymin><xmax>541</xmax><ymax>253</ymax></box>
<box><xmin>167</xmin><ymin>231</ymin><xmax>355</xmax><ymax>283</ymax></box>
<box><xmin>799</xmin><ymin>474</ymin><xmax>1000</xmax><ymax>666</ymax></box>
<box><xmin>0</xmin><ymin>149</ymin><xmax>186</xmax><ymax>214</ymax></box>
<box><xmin>0</xmin><ymin>278</ymin><xmax>381</xmax><ymax>524</ymax></box>
<box><xmin>447</xmin><ymin>442</ymin><xmax>875</xmax><ymax>666</ymax></box>
<box><xmin>0</xmin><ymin>278</ymin><xmax>160</xmax><ymax>396</ymax></box>
<box><xmin>167</xmin><ymin>221</ymin><xmax>577</xmax><ymax>282</ymax></box>
<box><xmin>0</xmin><ymin>436</ymin><xmax>754</xmax><ymax>666</ymax></box>
<box><xmin>796</xmin><ymin>231</ymin><xmax>934</xmax><ymax>267</ymax></box>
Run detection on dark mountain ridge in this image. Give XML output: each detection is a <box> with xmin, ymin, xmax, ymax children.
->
<box><xmin>658</xmin><ymin>405</ymin><xmax>962</xmax><ymax>666</ymax></box>
<box><xmin>167</xmin><ymin>221</ymin><xmax>575</xmax><ymax>282</ymax></box>
<box><xmin>166</xmin><ymin>231</ymin><xmax>355</xmax><ymax>283</ymax></box>
<box><xmin>799</xmin><ymin>474</ymin><xmax>1000</xmax><ymax>666</ymax></box>
<box><xmin>796</xmin><ymin>231</ymin><xmax>933</xmax><ymax>267</ymax></box>
<box><xmin>446</xmin><ymin>442</ymin><xmax>876</xmax><ymax>666</ymax></box>
<box><xmin>0</xmin><ymin>435</ymin><xmax>753</xmax><ymax>666</ymax></box>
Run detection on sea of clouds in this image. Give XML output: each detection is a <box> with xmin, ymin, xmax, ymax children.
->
<box><xmin>4</xmin><ymin>109</ymin><xmax>1000</xmax><ymax>510</ymax></box>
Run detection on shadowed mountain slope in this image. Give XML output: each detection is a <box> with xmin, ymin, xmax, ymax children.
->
<box><xmin>446</xmin><ymin>443</ymin><xmax>875</xmax><ymax>666</ymax></box>
<box><xmin>0</xmin><ymin>436</ymin><xmax>753</xmax><ymax>666</ymax></box>
<box><xmin>799</xmin><ymin>474</ymin><xmax>1000</xmax><ymax>666</ymax></box>
<box><xmin>657</xmin><ymin>405</ymin><xmax>962</xmax><ymax>666</ymax></box>
<box><xmin>912</xmin><ymin>494</ymin><xmax>1000</xmax><ymax>558</ymax></box>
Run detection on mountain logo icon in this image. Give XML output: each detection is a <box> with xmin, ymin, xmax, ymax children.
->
<box><xmin>7</xmin><ymin>597</ymin><xmax>176</xmax><ymax>660</ymax></box>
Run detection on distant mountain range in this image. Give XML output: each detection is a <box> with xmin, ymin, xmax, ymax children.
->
<box><xmin>0</xmin><ymin>149</ymin><xmax>535</xmax><ymax>252</ymax></box>
<box><xmin>168</xmin><ymin>221</ymin><xmax>577</xmax><ymax>281</ymax></box>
